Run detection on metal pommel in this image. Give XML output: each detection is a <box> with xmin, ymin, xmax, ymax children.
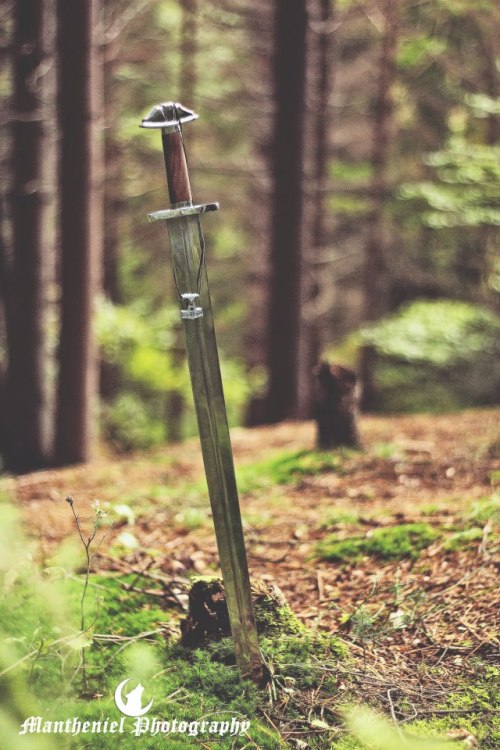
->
<box><xmin>140</xmin><ymin>102</ymin><xmax>198</xmax><ymax>132</ymax></box>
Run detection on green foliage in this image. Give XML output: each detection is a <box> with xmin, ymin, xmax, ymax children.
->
<box><xmin>321</xmin><ymin>508</ymin><xmax>361</xmax><ymax>529</ymax></box>
<box><xmin>329</xmin><ymin>159</ymin><xmax>373</xmax><ymax>183</ymax></box>
<box><xmin>1</xmin><ymin>495</ymin><xmax>348</xmax><ymax>750</ymax></box>
<box><xmin>103</xmin><ymin>393</ymin><xmax>166</xmax><ymax>451</ymax></box>
<box><xmin>173</xmin><ymin>507</ymin><xmax>209</xmax><ymax>532</ymax></box>
<box><xmin>362</xmin><ymin>300</ymin><xmax>500</xmax><ymax>366</ymax></box>
<box><xmin>260</xmin><ymin>631</ymin><xmax>347</xmax><ymax>692</ymax></box>
<box><xmin>442</xmin><ymin>527</ymin><xmax>484</xmax><ymax>551</ymax></box>
<box><xmin>254</xmin><ymin>593</ymin><xmax>304</xmax><ymax>638</ymax></box>
<box><xmin>400</xmin><ymin>95</ymin><xmax>500</xmax><ymax>228</ymax></box>
<box><xmin>343</xmin><ymin>707</ymin><xmax>454</xmax><ymax>750</ymax></box>
<box><xmin>407</xmin><ymin>665</ymin><xmax>500</xmax><ymax>748</ymax></box>
<box><xmin>237</xmin><ymin>450</ymin><xmax>347</xmax><ymax>493</ymax></box>
<box><xmin>329</xmin><ymin>193</ymin><xmax>371</xmax><ymax>216</ymax></box>
<box><xmin>317</xmin><ymin>523</ymin><xmax>439</xmax><ymax>562</ymax></box>
<box><xmin>96</xmin><ymin>298</ymin><xmax>254</xmax><ymax>450</ymax></box>
<box><xmin>467</xmin><ymin>493</ymin><xmax>500</xmax><ymax>524</ymax></box>
<box><xmin>361</xmin><ymin>299</ymin><xmax>500</xmax><ymax>412</ymax></box>
<box><xmin>96</xmin><ymin>298</ymin><xmax>182</xmax><ymax>391</ymax></box>
<box><xmin>333</xmin><ymin>664</ymin><xmax>500</xmax><ymax>749</ymax></box>
<box><xmin>401</xmin><ymin>138</ymin><xmax>500</xmax><ymax>228</ymax></box>
<box><xmin>397</xmin><ymin>35</ymin><xmax>447</xmax><ymax>70</ymax></box>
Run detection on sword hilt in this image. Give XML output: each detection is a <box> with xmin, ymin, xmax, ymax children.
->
<box><xmin>140</xmin><ymin>102</ymin><xmax>197</xmax><ymax>205</ymax></box>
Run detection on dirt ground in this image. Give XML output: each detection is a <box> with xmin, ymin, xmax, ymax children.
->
<box><xmin>2</xmin><ymin>408</ymin><xmax>499</xmax><ymax>710</ymax></box>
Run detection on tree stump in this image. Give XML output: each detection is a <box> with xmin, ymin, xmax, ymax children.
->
<box><xmin>180</xmin><ymin>578</ymin><xmax>299</xmax><ymax>649</ymax></box>
<box><xmin>180</xmin><ymin>579</ymin><xmax>231</xmax><ymax>647</ymax></box>
<box><xmin>314</xmin><ymin>362</ymin><xmax>360</xmax><ymax>450</ymax></box>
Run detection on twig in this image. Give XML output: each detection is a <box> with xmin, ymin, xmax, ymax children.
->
<box><xmin>387</xmin><ymin>689</ymin><xmax>405</xmax><ymax>739</ymax></box>
<box><xmin>93</xmin><ymin>629</ymin><xmax>164</xmax><ymax>642</ymax></box>
<box><xmin>65</xmin><ymin>496</ymin><xmax>114</xmax><ymax>692</ymax></box>
<box><xmin>0</xmin><ymin>624</ymin><xmax>99</xmax><ymax>679</ymax></box>
<box><xmin>317</xmin><ymin>571</ymin><xmax>325</xmax><ymax>602</ymax></box>
<box><xmin>410</xmin><ymin>708</ymin><xmax>500</xmax><ymax>717</ymax></box>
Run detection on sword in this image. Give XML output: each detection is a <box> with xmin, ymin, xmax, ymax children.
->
<box><xmin>140</xmin><ymin>102</ymin><xmax>264</xmax><ymax>683</ymax></box>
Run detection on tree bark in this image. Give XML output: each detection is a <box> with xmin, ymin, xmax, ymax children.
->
<box><xmin>263</xmin><ymin>0</ymin><xmax>308</xmax><ymax>423</ymax></box>
<box><xmin>360</xmin><ymin>0</ymin><xmax>400</xmax><ymax>411</ymax></box>
<box><xmin>179</xmin><ymin>0</ymin><xmax>197</xmax><ymax>107</ymax></box>
<box><xmin>3</xmin><ymin>0</ymin><xmax>47</xmax><ymax>472</ymax></box>
<box><xmin>163</xmin><ymin>0</ymin><xmax>199</xmax><ymax>443</ymax></box>
<box><xmin>244</xmin><ymin>1</ymin><xmax>274</xmax><ymax>427</ymax></box>
<box><xmin>297</xmin><ymin>0</ymin><xmax>335</xmax><ymax>419</ymax></box>
<box><xmin>54</xmin><ymin>0</ymin><xmax>104</xmax><ymax>465</ymax></box>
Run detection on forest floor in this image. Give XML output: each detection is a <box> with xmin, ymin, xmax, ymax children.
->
<box><xmin>1</xmin><ymin>408</ymin><xmax>499</xmax><ymax>749</ymax></box>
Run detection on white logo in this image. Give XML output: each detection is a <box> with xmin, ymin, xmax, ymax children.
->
<box><xmin>114</xmin><ymin>679</ymin><xmax>153</xmax><ymax>717</ymax></box>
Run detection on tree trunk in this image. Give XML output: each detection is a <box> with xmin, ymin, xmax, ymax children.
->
<box><xmin>297</xmin><ymin>0</ymin><xmax>335</xmax><ymax>419</ymax></box>
<box><xmin>3</xmin><ymin>0</ymin><xmax>47</xmax><ymax>472</ymax></box>
<box><xmin>244</xmin><ymin>2</ymin><xmax>274</xmax><ymax>427</ymax></box>
<box><xmin>54</xmin><ymin>0</ymin><xmax>104</xmax><ymax>465</ymax></box>
<box><xmin>179</xmin><ymin>0</ymin><xmax>197</xmax><ymax>107</ymax></box>
<box><xmin>359</xmin><ymin>0</ymin><xmax>400</xmax><ymax>411</ymax></box>
<box><xmin>99</xmin><ymin>9</ymin><xmax>124</xmax><ymax>404</ymax></box>
<box><xmin>163</xmin><ymin>0</ymin><xmax>199</xmax><ymax>442</ymax></box>
<box><xmin>474</xmin><ymin>17</ymin><xmax>498</xmax><ymax>307</ymax></box>
<box><xmin>263</xmin><ymin>0</ymin><xmax>307</xmax><ymax>423</ymax></box>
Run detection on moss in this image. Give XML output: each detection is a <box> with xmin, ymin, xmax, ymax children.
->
<box><xmin>253</xmin><ymin>586</ymin><xmax>304</xmax><ymax>636</ymax></box>
<box><xmin>320</xmin><ymin>508</ymin><xmax>361</xmax><ymax>529</ymax></box>
<box><xmin>467</xmin><ymin>494</ymin><xmax>500</xmax><ymax>524</ymax></box>
<box><xmin>173</xmin><ymin>507</ymin><xmax>209</xmax><ymax>531</ymax></box>
<box><xmin>317</xmin><ymin>523</ymin><xmax>439</xmax><ymax>562</ymax></box>
<box><xmin>408</xmin><ymin>665</ymin><xmax>500</xmax><ymax>748</ymax></box>
<box><xmin>317</xmin><ymin>535</ymin><xmax>367</xmax><ymax>562</ymax></box>
<box><xmin>330</xmin><ymin>666</ymin><xmax>500</xmax><ymax>750</ymax></box>
<box><xmin>237</xmin><ymin>449</ymin><xmax>349</xmax><ymax>493</ymax></box>
<box><xmin>442</xmin><ymin>526</ymin><xmax>484</xmax><ymax>551</ymax></box>
<box><xmin>2</xmin><ymin>568</ymin><xmax>284</xmax><ymax>749</ymax></box>
<box><xmin>420</xmin><ymin>503</ymin><xmax>441</xmax><ymax>516</ymax></box>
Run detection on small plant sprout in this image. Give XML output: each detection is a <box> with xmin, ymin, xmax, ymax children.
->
<box><xmin>65</xmin><ymin>496</ymin><xmax>114</xmax><ymax>693</ymax></box>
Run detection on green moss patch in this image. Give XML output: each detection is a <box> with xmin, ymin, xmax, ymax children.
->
<box><xmin>237</xmin><ymin>449</ymin><xmax>349</xmax><ymax>493</ymax></box>
<box><xmin>442</xmin><ymin>526</ymin><xmax>484</xmax><ymax>551</ymax></box>
<box><xmin>467</xmin><ymin>494</ymin><xmax>500</xmax><ymax>525</ymax></box>
<box><xmin>317</xmin><ymin>523</ymin><xmax>439</xmax><ymax>562</ymax></box>
<box><xmin>407</xmin><ymin>665</ymin><xmax>500</xmax><ymax>749</ymax></box>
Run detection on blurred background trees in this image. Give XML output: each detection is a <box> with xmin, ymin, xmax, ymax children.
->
<box><xmin>0</xmin><ymin>0</ymin><xmax>498</xmax><ymax>473</ymax></box>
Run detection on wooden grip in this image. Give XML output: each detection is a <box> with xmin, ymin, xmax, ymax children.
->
<box><xmin>162</xmin><ymin>129</ymin><xmax>193</xmax><ymax>205</ymax></box>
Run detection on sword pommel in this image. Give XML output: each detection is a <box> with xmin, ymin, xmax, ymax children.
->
<box><xmin>140</xmin><ymin>102</ymin><xmax>198</xmax><ymax>132</ymax></box>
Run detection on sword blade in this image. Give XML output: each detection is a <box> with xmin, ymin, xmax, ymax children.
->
<box><xmin>166</xmin><ymin>214</ymin><xmax>263</xmax><ymax>682</ymax></box>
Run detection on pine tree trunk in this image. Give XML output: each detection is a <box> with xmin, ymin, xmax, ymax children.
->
<box><xmin>263</xmin><ymin>0</ymin><xmax>307</xmax><ymax>423</ymax></box>
<box><xmin>3</xmin><ymin>0</ymin><xmax>47</xmax><ymax>472</ymax></box>
<box><xmin>297</xmin><ymin>0</ymin><xmax>335</xmax><ymax>419</ymax></box>
<box><xmin>163</xmin><ymin>0</ymin><xmax>199</xmax><ymax>443</ymax></box>
<box><xmin>244</xmin><ymin>2</ymin><xmax>274</xmax><ymax>427</ymax></box>
<box><xmin>360</xmin><ymin>0</ymin><xmax>399</xmax><ymax>411</ymax></box>
<box><xmin>54</xmin><ymin>0</ymin><xmax>104</xmax><ymax>465</ymax></box>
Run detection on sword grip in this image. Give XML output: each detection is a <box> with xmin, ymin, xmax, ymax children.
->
<box><xmin>162</xmin><ymin>130</ymin><xmax>193</xmax><ymax>205</ymax></box>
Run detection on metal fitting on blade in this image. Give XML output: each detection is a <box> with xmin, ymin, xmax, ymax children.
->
<box><xmin>180</xmin><ymin>293</ymin><xmax>203</xmax><ymax>320</ymax></box>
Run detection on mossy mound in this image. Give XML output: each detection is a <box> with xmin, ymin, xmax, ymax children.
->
<box><xmin>180</xmin><ymin>577</ymin><xmax>304</xmax><ymax>648</ymax></box>
<box><xmin>179</xmin><ymin>577</ymin><xmax>347</xmax><ymax>695</ymax></box>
